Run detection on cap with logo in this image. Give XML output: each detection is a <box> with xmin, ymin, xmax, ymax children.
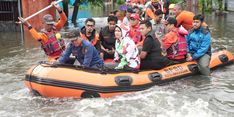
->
<box><xmin>42</xmin><ymin>14</ymin><xmax>55</xmax><ymax>25</ymax></box>
<box><xmin>65</xmin><ymin>29</ymin><xmax>80</xmax><ymax>41</ymax></box>
<box><xmin>130</xmin><ymin>13</ymin><xmax>140</xmax><ymax>20</ymax></box>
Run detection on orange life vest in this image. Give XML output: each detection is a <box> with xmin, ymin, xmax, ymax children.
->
<box><xmin>40</xmin><ymin>31</ymin><xmax>65</xmax><ymax>57</ymax></box>
<box><xmin>166</xmin><ymin>29</ymin><xmax>187</xmax><ymax>60</ymax></box>
<box><xmin>80</xmin><ymin>32</ymin><xmax>99</xmax><ymax>46</ymax></box>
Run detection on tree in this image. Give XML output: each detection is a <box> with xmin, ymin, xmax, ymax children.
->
<box><xmin>63</xmin><ymin>0</ymin><xmax>104</xmax><ymax>27</ymax></box>
<box><xmin>217</xmin><ymin>0</ymin><xmax>223</xmax><ymax>11</ymax></box>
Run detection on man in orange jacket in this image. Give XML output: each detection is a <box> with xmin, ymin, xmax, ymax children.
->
<box><xmin>18</xmin><ymin>1</ymin><xmax>67</xmax><ymax>61</ymax></box>
<box><xmin>160</xmin><ymin>17</ymin><xmax>188</xmax><ymax>62</ymax></box>
<box><xmin>174</xmin><ymin>4</ymin><xmax>194</xmax><ymax>30</ymax></box>
<box><xmin>174</xmin><ymin>4</ymin><xmax>208</xmax><ymax>31</ymax></box>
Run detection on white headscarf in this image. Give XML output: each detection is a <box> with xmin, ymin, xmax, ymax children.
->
<box><xmin>116</xmin><ymin>23</ymin><xmax>130</xmax><ymax>38</ymax></box>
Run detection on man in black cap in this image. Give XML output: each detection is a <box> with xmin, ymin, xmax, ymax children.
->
<box><xmin>57</xmin><ymin>29</ymin><xmax>104</xmax><ymax>68</ymax></box>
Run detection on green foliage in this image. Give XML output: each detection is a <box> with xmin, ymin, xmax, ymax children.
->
<box><xmin>217</xmin><ymin>0</ymin><xmax>223</xmax><ymax>10</ymax></box>
<box><xmin>117</xmin><ymin>0</ymin><xmax>125</xmax><ymax>5</ymax></box>
<box><xmin>73</xmin><ymin>0</ymin><xmax>104</xmax><ymax>7</ymax></box>
<box><xmin>85</xmin><ymin>0</ymin><xmax>104</xmax><ymax>7</ymax></box>
<box><xmin>170</xmin><ymin>0</ymin><xmax>183</xmax><ymax>4</ymax></box>
<box><xmin>199</xmin><ymin>0</ymin><xmax>224</xmax><ymax>12</ymax></box>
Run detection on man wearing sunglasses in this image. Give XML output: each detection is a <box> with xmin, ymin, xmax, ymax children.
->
<box><xmin>80</xmin><ymin>18</ymin><xmax>101</xmax><ymax>57</ymax></box>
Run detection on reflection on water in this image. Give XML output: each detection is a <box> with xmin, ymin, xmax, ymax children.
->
<box><xmin>207</xmin><ymin>12</ymin><xmax>234</xmax><ymax>52</ymax></box>
<box><xmin>0</xmin><ymin>7</ymin><xmax>234</xmax><ymax>117</ymax></box>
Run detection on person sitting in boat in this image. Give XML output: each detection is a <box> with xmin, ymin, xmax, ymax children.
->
<box><xmin>113</xmin><ymin>25</ymin><xmax>140</xmax><ymax>70</ymax></box>
<box><xmin>186</xmin><ymin>14</ymin><xmax>211</xmax><ymax>76</ymax></box>
<box><xmin>57</xmin><ymin>29</ymin><xmax>104</xmax><ymax>69</ymax></box>
<box><xmin>145</xmin><ymin>0</ymin><xmax>163</xmax><ymax>23</ymax></box>
<box><xmin>167</xmin><ymin>3</ymin><xmax>176</xmax><ymax>18</ymax></box>
<box><xmin>129</xmin><ymin>13</ymin><xmax>142</xmax><ymax>45</ymax></box>
<box><xmin>133</xmin><ymin>5</ymin><xmax>144</xmax><ymax>20</ymax></box>
<box><xmin>139</xmin><ymin>20</ymin><xmax>173</xmax><ymax>70</ymax></box>
<box><xmin>99</xmin><ymin>15</ymin><xmax>118</xmax><ymax>60</ymax></box>
<box><xmin>173</xmin><ymin>3</ymin><xmax>208</xmax><ymax>31</ymax></box>
<box><xmin>123</xmin><ymin>7</ymin><xmax>135</xmax><ymax>25</ymax></box>
<box><xmin>152</xmin><ymin>9</ymin><xmax>166</xmax><ymax>40</ymax></box>
<box><xmin>18</xmin><ymin>1</ymin><xmax>67</xmax><ymax>62</ymax></box>
<box><xmin>159</xmin><ymin>17</ymin><xmax>188</xmax><ymax>63</ymax></box>
<box><xmin>80</xmin><ymin>18</ymin><xmax>102</xmax><ymax>57</ymax></box>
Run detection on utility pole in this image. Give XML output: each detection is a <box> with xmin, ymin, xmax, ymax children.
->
<box><xmin>224</xmin><ymin>0</ymin><xmax>228</xmax><ymax>11</ymax></box>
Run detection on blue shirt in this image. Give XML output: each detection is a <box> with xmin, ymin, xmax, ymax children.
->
<box><xmin>186</xmin><ymin>27</ymin><xmax>211</xmax><ymax>60</ymax></box>
<box><xmin>58</xmin><ymin>40</ymin><xmax>104</xmax><ymax>68</ymax></box>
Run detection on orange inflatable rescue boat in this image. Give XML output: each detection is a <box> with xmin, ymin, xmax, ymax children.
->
<box><xmin>25</xmin><ymin>48</ymin><xmax>234</xmax><ymax>98</ymax></box>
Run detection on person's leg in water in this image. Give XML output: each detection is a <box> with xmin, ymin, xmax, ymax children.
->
<box><xmin>72</xmin><ymin>0</ymin><xmax>80</xmax><ymax>27</ymax></box>
<box><xmin>197</xmin><ymin>54</ymin><xmax>211</xmax><ymax>76</ymax></box>
<box><xmin>62</xmin><ymin>0</ymin><xmax>69</xmax><ymax>27</ymax></box>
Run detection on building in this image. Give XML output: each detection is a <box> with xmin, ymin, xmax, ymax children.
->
<box><xmin>226</xmin><ymin>0</ymin><xmax>234</xmax><ymax>11</ymax></box>
<box><xmin>0</xmin><ymin>0</ymin><xmax>19</xmax><ymax>32</ymax></box>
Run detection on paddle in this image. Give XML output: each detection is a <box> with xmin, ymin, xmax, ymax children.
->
<box><xmin>16</xmin><ymin>0</ymin><xmax>63</xmax><ymax>24</ymax></box>
<box><xmin>161</xmin><ymin>0</ymin><xmax>165</xmax><ymax>19</ymax></box>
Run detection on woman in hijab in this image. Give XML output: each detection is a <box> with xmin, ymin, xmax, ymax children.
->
<box><xmin>113</xmin><ymin>25</ymin><xmax>140</xmax><ymax>70</ymax></box>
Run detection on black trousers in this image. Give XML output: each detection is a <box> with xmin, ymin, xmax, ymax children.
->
<box><xmin>140</xmin><ymin>59</ymin><xmax>175</xmax><ymax>70</ymax></box>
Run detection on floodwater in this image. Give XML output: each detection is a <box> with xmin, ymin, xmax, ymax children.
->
<box><xmin>0</xmin><ymin>9</ymin><xmax>234</xmax><ymax>117</ymax></box>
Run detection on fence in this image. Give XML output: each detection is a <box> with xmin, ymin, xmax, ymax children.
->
<box><xmin>0</xmin><ymin>0</ymin><xmax>20</xmax><ymax>31</ymax></box>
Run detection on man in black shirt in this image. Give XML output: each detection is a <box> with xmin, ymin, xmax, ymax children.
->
<box><xmin>99</xmin><ymin>15</ymin><xmax>118</xmax><ymax>60</ymax></box>
<box><xmin>139</xmin><ymin>20</ymin><xmax>172</xmax><ymax>70</ymax></box>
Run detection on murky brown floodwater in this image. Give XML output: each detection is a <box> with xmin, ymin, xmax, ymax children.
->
<box><xmin>0</xmin><ymin>7</ymin><xmax>234</xmax><ymax>117</ymax></box>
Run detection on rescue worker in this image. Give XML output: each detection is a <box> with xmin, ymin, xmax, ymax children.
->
<box><xmin>160</xmin><ymin>17</ymin><xmax>188</xmax><ymax>62</ymax></box>
<box><xmin>186</xmin><ymin>14</ymin><xmax>211</xmax><ymax>76</ymax></box>
<box><xmin>129</xmin><ymin>13</ymin><xmax>142</xmax><ymax>44</ymax></box>
<box><xmin>18</xmin><ymin>2</ymin><xmax>67</xmax><ymax>61</ymax></box>
<box><xmin>57</xmin><ymin>29</ymin><xmax>104</xmax><ymax>69</ymax></box>
<box><xmin>80</xmin><ymin>18</ymin><xmax>101</xmax><ymax>56</ymax></box>
<box><xmin>173</xmin><ymin>3</ymin><xmax>209</xmax><ymax>31</ymax></box>
<box><xmin>145</xmin><ymin>0</ymin><xmax>163</xmax><ymax>23</ymax></box>
<box><xmin>173</xmin><ymin>3</ymin><xmax>195</xmax><ymax>30</ymax></box>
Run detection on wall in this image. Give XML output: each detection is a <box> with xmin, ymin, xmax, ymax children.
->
<box><xmin>227</xmin><ymin>0</ymin><xmax>234</xmax><ymax>11</ymax></box>
<box><xmin>22</xmin><ymin>0</ymin><xmax>55</xmax><ymax>30</ymax></box>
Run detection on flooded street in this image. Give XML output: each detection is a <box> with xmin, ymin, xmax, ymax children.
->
<box><xmin>0</xmin><ymin>10</ymin><xmax>234</xmax><ymax>117</ymax></box>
